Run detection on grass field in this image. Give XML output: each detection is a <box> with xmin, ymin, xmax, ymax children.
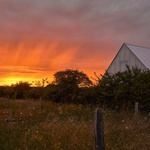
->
<box><xmin>0</xmin><ymin>98</ymin><xmax>149</xmax><ymax>150</ymax></box>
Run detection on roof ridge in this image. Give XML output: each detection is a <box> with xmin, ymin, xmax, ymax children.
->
<box><xmin>124</xmin><ymin>43</ymin><xmax>150</xmax><ymax>50</ymax></box>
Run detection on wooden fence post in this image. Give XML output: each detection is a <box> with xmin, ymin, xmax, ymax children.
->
<box><xmin>40</xmin><ymin>96</ymin><xmax>43</xmax><ymax>110</ymax></box>
<box><xmin>95</xmin><ymin>108</ymin><xmax>105</xmax><ymax>150</ymax></box>
<box><xmin>146</xmin><ymin>112</ymin><xmax>150</xmax><ymax>122</ymax></box>
<box><xmin>134</xmin><ymin>102</ymin><xmax>139</xmax><ymax>124</ymax></box>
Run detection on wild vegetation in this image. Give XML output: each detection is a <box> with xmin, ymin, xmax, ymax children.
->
<box><xmin>0</xmin><ymin>67</ymin><xmax>149</xmax><ymax>112</ymax></box>
<box><xmin>0</xmin><ymin>68</ymin><xmax>149</xmax><ymax>149</ymax></box>
<box><xmin>97</xmin><ymin>66</ymin><xmax>150</xmax><ymax>112</ymax></box>
<box><xmin>0</xmin><ymin>98</ymin><xmax>149</xmax><ymax>150</ymax></box>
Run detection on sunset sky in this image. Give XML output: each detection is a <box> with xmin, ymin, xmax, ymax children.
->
<box><xmin>0</xmin><ymin>0</ymin><xmax>150</xmax><ymax>85</ymax></box>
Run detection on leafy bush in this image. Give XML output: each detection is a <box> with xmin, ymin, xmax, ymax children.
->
<box><xmin>98</xmin><ymin>66</ymin><xmax>150</xmax><ymax>112</ymax></box>
<box><xmin>0</xmin><ymin>68</ymin><xmax>149</xmax><ymax>112</ymax></box>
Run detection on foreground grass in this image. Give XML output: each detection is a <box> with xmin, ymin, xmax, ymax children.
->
<box><xmin>103</xmin><ymin>110</ymin><xmax>149</xmax><ymax>150</ymax></box>
<box><xmin>0</xmin><ymin>98</ymin><xmax>149</xmax><ymax>150</ymax></box>
<box><xmin>0</xmin><ymin>98</ymin><xmax>94</xmax><ymax>150</ymax></box>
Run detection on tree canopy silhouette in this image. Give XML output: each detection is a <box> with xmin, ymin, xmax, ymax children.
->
<box><xmin>53</xmin><ymin>69</ymin><xmax>92</xmax><ymax>87</ymax></box>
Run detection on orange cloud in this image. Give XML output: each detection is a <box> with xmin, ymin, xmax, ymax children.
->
<box><xmin>1</xmin><ymin>0</ymin><xmax>149</xmax><ymax>85</ymax></box>
<box><xmin>1</xmin><ymin>40</ymin><xmax>107</xmax><ymax>85</ymax></box>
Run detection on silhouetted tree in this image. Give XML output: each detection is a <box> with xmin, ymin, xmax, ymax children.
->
<box><xmin>53</xmin><ymin>69</ymin><xmax>92</xmax><ymax>87</ymax></box>
<box><xmin>12</xmin><ymin>81</ymin><xmax>31</xmax><ymax>99</ymax></box>
<box><xmin>51</xmin><ymin>69</ymin><xmax>92</xmax><ymax>103</ymax></box>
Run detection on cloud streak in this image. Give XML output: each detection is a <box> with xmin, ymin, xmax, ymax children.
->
<box><xmin>0</xmin><ymin>0</ymin><xmax>150</xmax><ymax>84</ymax></box>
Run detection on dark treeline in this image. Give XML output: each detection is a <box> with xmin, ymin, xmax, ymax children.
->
<box><xmin>0</xmin><ymin>67</ymin><xmax>149</xmax><ymax>112</ymax></box>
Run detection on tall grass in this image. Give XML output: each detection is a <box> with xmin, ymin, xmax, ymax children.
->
<box><xmin>0</xmin><ymin>98</ymin><xmax>95</xmax><ymax>150</ymax></box>
<box><xmin>103</xmin><ymin>110</ymin><xmax>149</xmax><ymax>150</ymax></box>
<box><xmin>0</xmin><ymin>98</ymin><xmax>149</xmax><ymax>150</ymax></box>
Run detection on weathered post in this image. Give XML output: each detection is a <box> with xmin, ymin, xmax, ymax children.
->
<box><xmin>134</xmin><ymin>102</ymin><xmax>139</xmax><ymax>124</ymax></box>
<box><xmin>146</xmin><ymin>112</ymin><xmax>150</xmax><ymax>123</ymax></box>
<box><xmin>95</xmin><ymin>108</ymin><xmax>105</xmax><ymax>150</ymax></box>
<box><xmin>40</xmin><ymin>96</ymin><xmax>43</xmax><ymax>110</ymax></box>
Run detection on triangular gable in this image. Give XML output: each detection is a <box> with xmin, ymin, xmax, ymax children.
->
<box><xmin>106</xmin><ymin>43</ymin><xmax>150</xmax><ymax>74</ymax></box>
<box><xmin>126</xmin><ymin>44</ymin><xmax>150</xmax><ymax>69</ymax></box>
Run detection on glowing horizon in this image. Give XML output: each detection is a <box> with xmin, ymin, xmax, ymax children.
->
<box><xmin>0</xmin><ymin>40</ymin><xmax>109</xmax><ymax>86</ymax></box>
<box><xmin>0</xmin><ymin>64</ymin><xmax>105</xmax><ymax>86</ymax></box>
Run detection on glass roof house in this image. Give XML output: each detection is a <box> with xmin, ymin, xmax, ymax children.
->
<box><xmin>107</xmin><ymin>43</ymin><xmax>150</xmax><ymax>74</ymax></box>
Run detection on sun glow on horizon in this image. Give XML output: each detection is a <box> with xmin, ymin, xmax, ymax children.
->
<box><xmin>0</xmin><ymin>65</ymin><xmax>55</xmax><ymax>86</ymax></box>
<box><xmin>0</xmin><ymin>68</ymin><xmax>105</xmax><ymax>86</ymax></box>
<box><xmin>0</xmin><ymin>41</ymin><xmax>108</xmax><ymax>86</ymax></box>
<box><xmin>1</xmin><ymin>75</ymin><xmax>54</xmax><ymax>86</ymax></box>
<box><xmin>1</xmin><ymin>77</ymin><xmax>33</xmax><ymax>86</ymax></box>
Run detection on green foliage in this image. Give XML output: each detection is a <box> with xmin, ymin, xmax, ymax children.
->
<box><xmin>50</xmin><ymin>69</ymin><xmax>93</xmax><ymax>103</ymax></box>
<box><xmin>76</xmin><ymin>86</ymin><xmax>102</xmax><ymax>105</ymax></box>
<box><xmin>53</xmin><ymin>69</ymin><xmax>92</xmax><ymax>87</ymax></box>
<box><xmin>44</xmin><ymin>84</ymin><xmax>61</xmax><ymax>103</ymax></box>
<box><xmin>12</xmin><ymin>81</ymin><xmax>31</xmax><ymax>99</ymax></box>
<box><xmin>28</xmin><ymin>87</ymin><xmax>42</xmax><ymax>100</ymax></box>
<box><xmin>0</xmin><ymin>68</ymin><xmax>149</xmax><ymax>112</ymax></box>
<box><xmin>0</xmin><ymin>86</ymin><xmax>5</xmax><ymax>97</ymax></box>
<box><xmin>98</xmin><ymin>66</ymin><xmax>150</xmax><ymax>112</ymax></box>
